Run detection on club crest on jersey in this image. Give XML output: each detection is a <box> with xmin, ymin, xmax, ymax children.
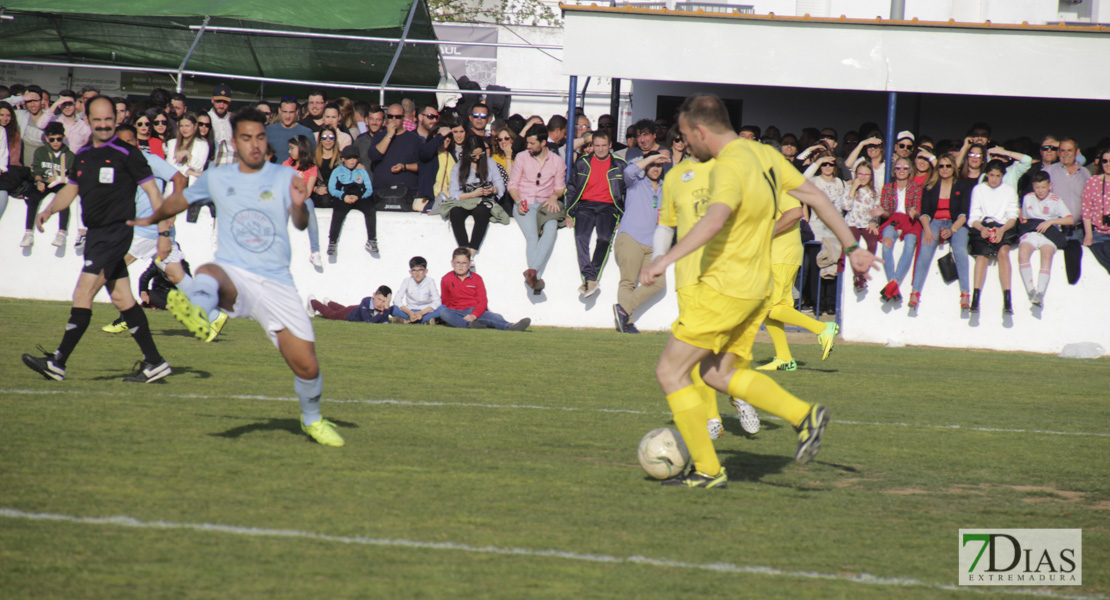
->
<box><xmin>259</xmin><ymin>186</ymin><xmax>274</xmax><ymax>201</ymax></box>
<box><xmin>682</xmin><ymin>170</ymin><xmax>695</xmax><ymax>182</ymax></box>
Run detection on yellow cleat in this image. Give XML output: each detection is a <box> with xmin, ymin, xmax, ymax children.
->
<box><xmin>301</xmin><ymin>418</ymin><xmax>345</xmax><ymax>447</ymax></box>
<box><xmin>167</xmin><ymin>289</ymin><xmax>210</xmax><ymax>341</ymax></box>
<box><xmin>102</xmin><ymin>320</ymin><xmax>128</xmax><ymax>334</ymax></box>
<box><xmin>755</xmin><ymin>358</ymin><xmax>797</xmax><ymax>371</ymax></box>
<box><xmin>205</xmin><ymin>311</ymin><xmax>228</xmax><ymax>343</ymax></box>
<box><xmin>818</xmin><ymin>322</ymin><xmax>839</xmax><ymax>361</ymax></box>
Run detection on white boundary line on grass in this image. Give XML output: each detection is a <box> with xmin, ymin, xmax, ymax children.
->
<box><xmin>0</xmin><ymin>508</ymin><xmax>1103</xmax><ymax>599</ymax></box>
<box><xmin>4</xmin><ymin>388</ymin><xmax>1109</xmax><ymax>438</ymax></box>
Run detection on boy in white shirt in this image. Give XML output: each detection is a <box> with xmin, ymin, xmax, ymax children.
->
<box><xmin>1017</xmin><ymin>172</ymin><xmax>1072</xmax><ymax>308</ymax></box>
<box><xmin>391</xmin><ymin>255</ymin><xmax>443</xmax><ymax>324</ymax></box>
<box><xmin>968</xmin><ymin>160</ymin><xmax>1020</xmax><ymax>315</ymax></box>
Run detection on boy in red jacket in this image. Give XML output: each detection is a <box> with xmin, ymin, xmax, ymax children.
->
<box><xmin>440</xmin><ymin>247</ymin><xmax>531</xmax><ymax>331</ymax></box>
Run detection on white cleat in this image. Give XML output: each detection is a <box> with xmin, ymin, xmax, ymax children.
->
<box><xmin>730</xmin><ymin>397</ymin><xmax>761</xmax><ymax>434</ymax></box>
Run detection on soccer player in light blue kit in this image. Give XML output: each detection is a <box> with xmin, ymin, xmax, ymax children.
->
<box><xmin>131</xmin><ymin>107</ymin><xmax>344</xmax><ymax>447</ymax></box>
<box><xmin>101</xmin><ymin>124</ymin><xmax>227</xmax><ymax>342</ymax></box>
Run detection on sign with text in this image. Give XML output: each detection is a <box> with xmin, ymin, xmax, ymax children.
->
<box><xmin>433</xmin><ymin>24</ymin><xmax>497</xmax><ymax>88</ymax></box>
<box><xmin>0</xmin><ymin>63</ymin><xmax>121</xmax><ymax>95</ymax></box>
<box><xmin>959</xmin><ymin>529</ymin><xmax>1081</xmax><ymax>586</ymax></box>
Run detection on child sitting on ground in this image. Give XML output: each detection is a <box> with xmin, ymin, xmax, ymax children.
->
<box><xmin>391</xmin><ymin>255</ymin><xmax>444</xmax><ymax>324</ymax></box>
<box><xmin>439</xmin><ymin>247</ymin><xmax>530</xmax><ymax>331</ymax></box>
<box><xmin>306</xmin><ymin>286</ymin><xmax>392</xmax><ymax>323</ymax></box>
<box><xmin>1017</xmin><ymin>171</ymin><xmax>1072</xmax><ymax>309</ymax></box>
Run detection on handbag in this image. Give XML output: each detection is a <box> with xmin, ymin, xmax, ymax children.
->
<box><xmin>937</xmin><ymin>251</ymin><xmax>958</xmax><ymax>284</ymax></box>
<box><xmin>374</xmin><ymin>182</ymin><xmax>412</xmax><ymax>212</ymax></box>
<box><xmin>0</xmin><ymin>165</ymin><xmax>31</xmax><ymax>194</ymax></box>
<box><xmin>1018</xmin><ymin>219</ymin><xmax>1066</xmax><ymax>250</ymax></box>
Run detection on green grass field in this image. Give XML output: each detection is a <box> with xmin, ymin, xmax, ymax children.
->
<box><xmin>1</xmin><ymin>298</ymin><xmax>1107</xmax><ymax>599</ymax></box>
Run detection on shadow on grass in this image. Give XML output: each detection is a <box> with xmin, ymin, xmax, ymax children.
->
<box><xmin>210</xmin><ymin>417</ymin><xmax>359</xmax><ymax>440</ymax></box>
<box><xmin>155</xmin><ymin>329</ymin><xmax>206</xmax><ymax>338</ymax></box>
<box><xmin>721</xmin><ymin>418</ymin><xmax>784</xmax><ymax>437</ymax></box>
<box><xmin>719</xmin><ymin>449</ymin><xmax>795</xmax><ymax>483</ymax></box>
<box><xmin>88</xmin><ymin>364</ymin><xmax>212</xmax><ymax>382</ymax></box>
<box><xmin>793</xmin><ymin>361</ymin><xmax>839</xmax><ymax>373</ymax></box>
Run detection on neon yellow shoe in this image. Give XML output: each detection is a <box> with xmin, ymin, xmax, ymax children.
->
<box><xmin>755</xmin><ymin>358</ymin><xmax>797</xmax><ymax>371</ymax></box>
<box><xmin>301</xmin><ymin>418</ymin><xmax>345</xmax><ymax>447</ymax></box>
<box><xmin>818</xmin><ymin>322</ymin><xmax>839</xmax><ymax>361</ymax></box>
<box><xmin>167</xmin><ymin>289</ymin><xmax>210</xmax><ymax>341</ymax></box>
<box><xmin>205</xmin><ymin>311</ymin><xmax>228</xmax><ymax>343</ymax></box>
<box><xmin>795</xmin><ymin>404</ymin><xmax>830</xmax><ymax>464</ymax></box>
<box><xmin>102</xmin><ymin>319</ymin><xmax>128</xmax><ymax>333</ymax></box>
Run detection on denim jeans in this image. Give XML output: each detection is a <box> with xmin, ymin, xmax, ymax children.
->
<box><xmin>390</xmin><ymin>305</ymin><xmax>444</xmax><ymax>323</ymax></box>
<box><xmin>881</xmin><ymin>224</ymin><xmax>918</xmax><ymax>283</ymax></box>
<box><xmin>514</xmin><ymin>203</ymin><xmax>558</xmax><ymax>275</ymax></box>
<box><xmin>439</xmin><ymin>307</ymin><xmax>512</xmax><ymax>330</ymax></box>
<box><xmin>306</xmin><ymin>198</ymin><xmax>320</xmax><ymax>253</ymax></box>
<box><xmin>912</xmin><ymin>219</ymin><xmax>970</xmax><ymax>293</ymax></box>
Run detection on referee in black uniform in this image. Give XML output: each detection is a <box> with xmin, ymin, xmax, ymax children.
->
<box><xmin>22</xmin><ymin>96</ymin><xmax>171</xmax><ymax>383</ymax></box>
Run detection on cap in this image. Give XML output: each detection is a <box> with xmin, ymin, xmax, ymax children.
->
<box><xmin>212</xmin><ymin>84</ymin><xmax>232</xmax><ymax>101</ymax></box>
<box><xmin>341</xmin><ymin>146</ymin><xmax>360</xmax><ymax>159</ymax></box>
<box><xmin>896</xmin><ymin>130</ymin><xmax>915</xmax><ymax>143</ymax></box>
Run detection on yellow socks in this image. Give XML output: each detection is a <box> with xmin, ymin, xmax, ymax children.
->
<box><xmin>727</xmin><ymin>369</ymin><xmax>810</xmax><ymax>427</ymax></box>
<box><xmin>768</xmin><ymin>304</ymin><xmax>825</xmax><ymax>336</ymax></box>
<box><xmin>691</xmin><ymin>366</ymin><xmax>721</xmax><ymax>422</ymax></box>
<box><xmin>666</xmin><ymin>385</ymin><xmax>721</xmax><ymax>476</ymax></box>
<box><xmin>764</xmin><ymin>317</ymin><xmax>792</xmax><ymax>362</ymax></box>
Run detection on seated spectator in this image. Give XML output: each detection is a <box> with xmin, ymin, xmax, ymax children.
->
<box><xmin>612</xmin><ymin>152</ymin><xmax>668</xmax><ymax>333</ymax></box>
<box><xmin>914</xmin><ymin>154</ymin><xmax>973</xmax><ymax>310</ymax></box>
<box><xmin>837</xmin><ymin>162</ymin><xmax>882</xmax><ymax>293</ymax></box>
<box><xmin>318</xmin><ymin>103</ymin><xmax>353</xmax><ymax>149</ymax></box>
<box><xmin>877</xmin><ymin>156</ymin><xmax>923</xmax><ymax>304</ymax></box>
<box><xmin>968</xmin><ymin>160</ymin><xmax>1021</xmax><ymax>315</ymax></box>
<box><xmin>1018</xmin><ymin>171</ymin><xmax>1072</xmax><ymax>308</ymax></box>
<box><xmin>164</xmin><ymin>112</ymin><xmax>209</xmax><ymax>193</ymax></box>
<box><xmin>283</xmin><ymin>135</ymin><xmax>322</xmax><ymax>268</ymax></box>
<box><xmin>491</xmin><ymin>123</ymin><xmax>518</xmax><ymax>175</ymax></box>
<box><xmin>267</xmin><ymin>98</ymin><xmax>315</xmax><ymax>163</ymax></box>
<box><xmin>846</xmin><ymin>134</ymin><xmax>886</xmax><ymax>184</ymax></box>
<box><xmin>312</xmin><ymin>125</ymin><xmax>341</xmax><ymax>207</ymax></box>
<box><xmin>1080</xmin><ymin>148</ymin><xmax>1110</xmax><ymax>272</ymax></box>
<box><xmin>414</xmin><ymin>105</ymin><xmax>448</xmax><ymax>209</ymax></box>
<box><xmin>138</xmin><ymin>257</ymin><xmax>191</xmax><ymax>310</ymax></box>
<box><xmin>509</xmin><ymin>124</ymin><xmax>567</xmax><ymax>295</ymax></box>
<box><xmin>439</xmin><ymin>247</ymin><xmax>530</xmax><ymax>331</ymax></box>
<box><xmin>391</xmin><ymin>256</ymin><xmax>443</xmax><ymax>324</ymax></box>
<box><xmin>307</xmin><ymin>286</ymin><xmax>392</xmax><ymax>323</ymax></box>
<box><xmin>368</xmin><ymin>103</ymin><xmax>421</xmax><ymax>207</ymax></box>
<box><xmin>38</xmin><ymin>90</ymin><xmax>90</xmax><ymax>150</ymax></box>
<box><xmin>913</xmin><ymin>147</ymin><xmax>936</xmax><ymax>187</ymax></box>
<box><xmin>442</xmin><ymin>136</ymin><xmax>508</xmax><ymax>255</ymax></box>
<box><xmin>801</xmin><ymin>150</ymin><xmax>847</xmax><ymax>312</ymax></box>
<box><xmin>328</xmin><ymin>146</ymin><xmax>377</xmax><ymax>256</ymax></box>
<box><xmin>133</xmin><ymin>112</ymin><xmax>164</xmax><ymax>158</ymax></box>
<box><xmin>983</xmin><ymin>146</ymin><xmax>1033</xmax><ymax>188</ymax></box>
<box><xmin>20</xmin><ymin>121</ymin><xmax>73</xmax><ymax>249</ymax></box>
<box><xmin>780</xmin><ymin>133</ymin><xmax>800</xmax><ymax>164</ymax></box>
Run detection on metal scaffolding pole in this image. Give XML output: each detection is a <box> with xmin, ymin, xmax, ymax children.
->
<box><xmin>379</xmin><ymin>0</ymin><xmax>421</xmax><ymax>105</ymax></box>
<box><xmin>176</xmin><ymin>15</ymin><xmax>210</xmax><ymax>93</ymax></box>
<box><xmin>189</xmin><ymin>25</ymin><xmax>563</xmax><ymax>50</ymax></box>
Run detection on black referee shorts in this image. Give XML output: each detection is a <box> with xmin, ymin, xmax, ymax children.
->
<box><xmin>82</xmin><ymin>222</ymin><xmax>134</xmax><ymax>281</ymax></box>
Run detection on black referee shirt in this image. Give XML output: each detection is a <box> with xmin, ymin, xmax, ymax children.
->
<box><xmin>67</xmin><ymin>136</ymin><xmax>155</xmax><ymax>228</ymax></box>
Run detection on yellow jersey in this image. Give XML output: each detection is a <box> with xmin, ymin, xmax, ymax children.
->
<box><xmin>770</xmin><ymin>192</ymin><xmax>804</xmax><ymax>267</ymax></box>
<box><xmin>700</xmin><ymin>138</ymin><xmax>806</xmax><ymax>300</ymax></box>
<box><xmin>660</xmin><ymin>157</ymin><xmax>716</xmax><ymax>290</ymax></box>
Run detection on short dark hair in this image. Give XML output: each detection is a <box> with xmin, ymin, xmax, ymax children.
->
<box><xmin>170</xmin><ymin>92</ymin><xmax>187</xmax><ymax>103</ymax></box>
<box><xmin>547</xmin><ymin>115</ymin><xmax>567</xmax><ymax>131</ymax></box>
<box><xmin>470</xmin><ymin>103</ymin><xmax>490</xmax><ymax>117</ymax></box>
<box><xmin>353</xmin><ymin>101</ymin><xmax>372</xmax><ymax>119</ymax></box>
<box><xmin>375</xmin><ymin>285</ymin><xmax>392</xmax><ymax>297</ymax></box>
<box><xmin>985</xmin><ymin>159</ymin><xmax>1007</xmax><ymax>174</ymax></box>
<box><xmin>58</xmin><ymin>89</ymin><xmax>76</xmax><ymax>99</ymax></box>
<box><xmin>148</xmin><ymin>88</ymin><xmax>171</xmax><ymax>109</ymax></box>
<box><xmin>77</xmin><ymin>85</ymin><xmax>101</xmax><ymax>96</ymax></box>
<box><xmin>116</xmin><ymin>123</ymin><xmax>137</xmax><ymax>137</ymax></box>
<box><xmin>25</xmin><ymin>85</ymin><xmax>45</xmax><ymax>96</ymax></box>
<box><xmin>1031</xmin><ymin>171</ymin><xmax>1051</xmax><ymax>185</ymax></box>
<box><xmin>452</xmin><ymin>247</ymin><xmax>471</xmax><ymax>259</ymax></box>
<box><xmin>740</xmin><ymin>125</ymin><xmax>761</xmax><ymax>140</ymax></box>
<box><xmin>632</xmin><ymin>119</ymin><xmax>656</xmax><ymax>136</ymax></box>
<box><xmin>323</xmin><ymin>102</ymin><xmax>340</xmax><ymax>114</ymax></box>
<box><xmin>677</xmin><ymin>95</ymin><xmax>732</xmax><ymax>133</ymax></box>
<box><xmin>526</xmin><ymin>124</ymin><xmax>548</xmax><ymax>143</ymax></box>
<box><xmin>969</xmin><ymin>122</ymin><xmax>992</xmax><ymax>136</ymax></box>
<box><xmin>592</xmin><ymin>130</ymin><xmax>611</xmax><ymax>143</ymax></box>
<box><xmin>598</xmin><ymin>114</ymin><xmax>616</xmax><ymax>127</ymax></box>
<box><xmin>111</xmin><ymin>96</ymin><xmax>127</xmax><ymax>107</ymax></box>
<box><xmin>230</xmin><ymin>106</ymin><xmax>267</xmax><ymax>133</ymax></box>
<box><xmin>307</xmin><ymin>89</ymin><xmax>326</xmax><ymax>101</ymax></box>
<box><xmin>367</xmin><ymin>104</ymin><xmax>385</xmax><ymax>116</ymax></box>
<box><xmin>44</xmin><ymin>121</ymin><xmax>66</xmax><ymax>137</ymax></box>
<box><xmin>409</xmin><ymin>256</ymin><xmax>427</xmax><ymax>269</ymax></box>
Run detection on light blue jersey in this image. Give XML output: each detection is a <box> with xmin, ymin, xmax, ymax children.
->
<box><xmin>135</xmin><ymin>151</ymin><xmax>183</xmax><ymax>240</ymax></box>
<box><xmin>184</xmin><ymin>162</ymin><xmax>298</xmax><ymax>286</ymax></box>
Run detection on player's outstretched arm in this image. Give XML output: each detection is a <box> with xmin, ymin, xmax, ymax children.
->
<box><xmin>289</xmin><ymin>175</ymin><xmax>309</xmax><ymax>231</ymax></box>
<box><xmin>640</xmin><ymin>202</ymin><xmax>730</xmax><ymax>286</ymax></box>
<box><xmin>788</xmin><ymin>180</ymin><xmax>881</xmax><ymax>276</ymax></box>
<box><xmin>36</xmin><ymin>183</ymin><xmax>79</xmax><ymax>232</ymax></box>
<box><xmin>129</xmin><ymin>187</ymin><xmax>190</xmax><ymax>228</ymax></box>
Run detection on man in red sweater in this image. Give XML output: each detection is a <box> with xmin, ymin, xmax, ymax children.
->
<box><xmin>440</xmin><ymin>247</ymin><xmax>531</xmax><ymax>331</ymax></box>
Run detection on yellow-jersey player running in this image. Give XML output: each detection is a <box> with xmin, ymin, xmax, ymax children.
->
<box><xmin>757</xmin><ymin>192</ymin><xmax>840</xmax><ymax>372</ymax></box>
<box><xmin>640</xmin><ymin>94</ymin><xmax>879</xmax><ymax>488</ymax></box>
<box><xmin>657</xmin><ymin>156</ymin><xmax>761</xmax><ymax>437</ymax></box>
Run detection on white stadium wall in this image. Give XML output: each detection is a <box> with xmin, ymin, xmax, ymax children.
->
<box><xmin>3</xmin><ymin>208</ymin><xmax>1107</xmax><ymax>355</ymax></box>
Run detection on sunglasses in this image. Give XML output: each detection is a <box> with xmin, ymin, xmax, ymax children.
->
<box><xmin>1041</xmin><ymin>145</ymin><xmax>1059</xmax><ymax>152</ymax></box>
<box><xmin>894</xmin><ymin>166</ymin><xmax>911</xmax><ymax>171</ymax></box>
<box><xmin>497</xmin><ymin>136</ymin><xmax>512</xmax><ymax>142</ymax></box>
<box><xmin>820</xmin><ymin>163</ymin><xmax>835</xmax><ymax>168</ymax></box>
<box><xmin>896</xmin><ymin>143</ymin><xmax>913</xmax><ymax>149</ymax></box>
<box><xmin>198</xmin><ymin>122</ymin><xmax>211</xmax><ymax>127</ymax></box>
<box><xmin>136</xmin><ymin>122</ymin><xmax>150</xmax><ymax>127</ymax></box>
<box><xmin>938</xmin><ymin>164</ymin><xmax>955</xmax><ymax>169</ymax></box>
<box><xmin>471</xmin><ymin>113</ymin><xmax>489</xmax><ymax>119</ymax></box>
<box><xmin>320</xmin><ymin>134</ymin><xmax>336</xmax><ymax>140</ymax></box>
<box><xmin>820</xmin><ymin>135</ymin><xmax>836</xmax><ymax>140</ymax></box>
<box><xmin>47</xmin><ymin>136</ymin><xmax>64</xmax><ymax>142</ymax></box>
<box><xmin>844</xmin><ymin>139</ymin><xmax>859</xmax><ymax>144</ymax></box>
<box><xmin>1101</xmin><ymin>159</ymin><xmax>1110</xmax><ymax>165</ymax></box>
<box><xmin>153</xmin><ymin>120</ymin><xmax>168</xmax><ymax>125</ymax></box>
<box><xmin>423</xmin><ymin>113</ymin><xmax>440</xmax><ymax>120</ymax></box>
<box><xmin>598</xmin><ymin>123</ymin><xmax>614</xmax><ymax>128</ymax></box>
<box><xmin>470</xmin><ymin>152</ymin><xmax>485</xmax><ymax>159</ymax></box>
<box><xmin>281</xmin><ymin>96</ymin><xmax>297</xmax><ymax>102</ymax></box>
<box><xmin>968</xmin><ymin>153</ymin><xmax>983</xmax><ymax>158</ymax></box>
<box><xmin>386</xmin><ymin>115</ymin><xmax>404</xmax><ymax>120</ymax></box>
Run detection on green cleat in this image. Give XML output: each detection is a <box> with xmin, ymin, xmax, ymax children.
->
<box><xmin>818</xmin><ymin>322</ymin><xmax>839</xmax><ymax>361</ymax></box>
<box><xmin>756</xmin><ymin>358</ymin><xmax>797</xmax><ymax>371</ymax></box>
<box><xmin>167</xmin><ymin>289</ymin><xmax>210</xmax><ymax>341</ymax></box>
<box><xmin>661</xmin><ymin>466</ymin><xmax>727</xmax><ymax>489</ymax></box>
<box><xmin>205</xmin><ymin>311</ymin><xmax>228</xmax><ymax>343</ymax></box>
<box><xmin>794</xmin><ymin>404</ymin><xmax>830</xmax><ymax>465</ymax></box>
<box><xmin>301</xmin><ymin>418</ymin><xmax>345</xmax><ymax>447</ymax></box>
<box><xmin>102</xmin><ymin>319</ymin><xmax>128</xmax><ymax>334</ymax></box>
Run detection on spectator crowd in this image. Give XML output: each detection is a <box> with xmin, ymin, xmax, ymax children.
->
<box><xmin>2</xmin><ymin>80</ymin><xmax>1109</xmax><ymax>328</ymax></box>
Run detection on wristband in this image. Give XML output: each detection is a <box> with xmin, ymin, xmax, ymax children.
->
<box><xmin>158</xmin><ymin>231</ymin><xmax>172</xmax><ymax>237</ymax></box>
<box><xmin>845</xmin><ymin>243</ymin><xmax>860</xmax><ymax>255</ymax></box>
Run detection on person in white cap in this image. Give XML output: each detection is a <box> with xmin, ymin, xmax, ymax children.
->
<box><xmin>894</xmin><ymin>131</ymin><xmax>916</xmax><ymax>161</ymax></box>
<box><xmin>208</xmin><ymin>84</ymin><xmax>235</xmax><ymax>167</ymax></box>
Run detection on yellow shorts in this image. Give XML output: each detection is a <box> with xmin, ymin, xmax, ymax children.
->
<box><xmin>672</xmin><ymin>284</ymin><xmax>770</xmax><ymax>360</ymax></box>
<box><xmin>769</xmin><ymin>263</ymin><xmax>800</xmax><ymax>308</ymax></box>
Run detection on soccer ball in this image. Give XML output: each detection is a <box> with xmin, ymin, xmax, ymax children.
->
<box><xmin>637</xmin><ymin>427</ymin><xmax>691</xmax><ymax>479</ymax></box>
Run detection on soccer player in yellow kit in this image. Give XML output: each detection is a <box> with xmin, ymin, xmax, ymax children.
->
<box><xmin>758</xmin><ymin>192</ymin><xmax>840</xmax><ymax>372</ymax></box>
<box><xmin>641</xmin><ymin>95</ymin><xmax>878</xmax><ymax>488</ymax></box>
<box><xmin>657</xmin><ymin>155</ymin><xmax>761</xmax><ymax>437</ymax></box>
